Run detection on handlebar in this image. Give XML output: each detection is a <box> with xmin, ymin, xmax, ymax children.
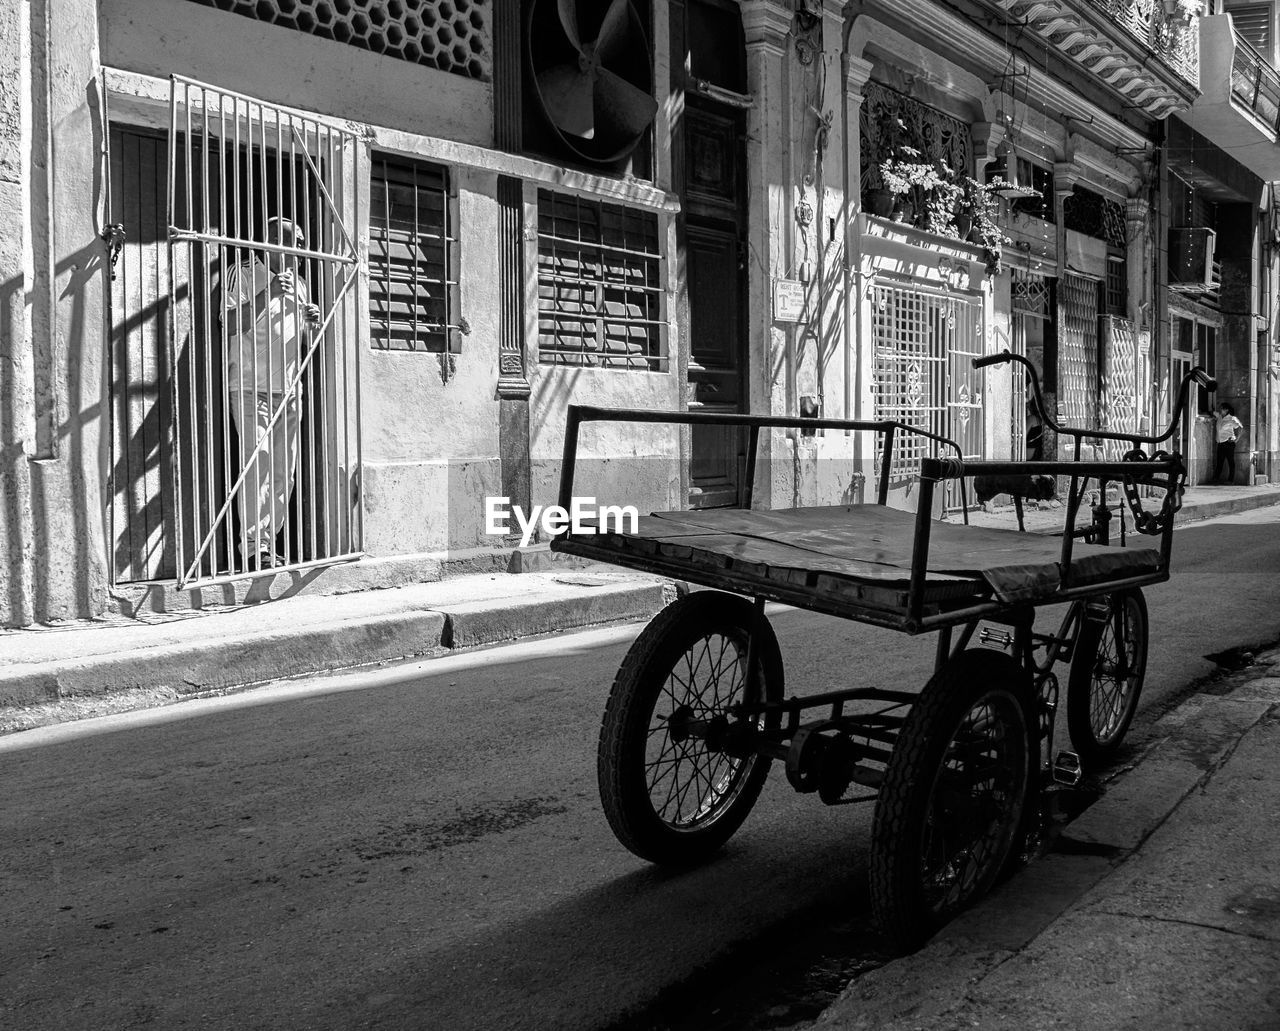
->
<box><xmin>973</xmin><ymin>350</ymin><xmax>1216</xmax><ymax>448</ymax></box>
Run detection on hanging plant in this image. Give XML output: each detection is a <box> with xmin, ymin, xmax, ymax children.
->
<box><xmin>955</xmin><ymin>174</ymin><xmax>1034</xmax><ymax>276</ymax></box>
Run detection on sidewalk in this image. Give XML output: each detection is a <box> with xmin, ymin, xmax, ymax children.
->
<box><xmin>960</xmin><ymin>480</ymin><xmax>1280</xmax><ymax>533</ymax></box>
<box><xmin>0</xmin><ymin>562</ymin><xmax>677</xmax><ymax>734</ymax></box>
<box><xmin>1</xmin><ymin>481</ymin><xmax>1276</xmax><ymax>736</ymax></box>
<box><xmin>811</xmin><ymin>649</ymin><xmax>1280</xmax><ymax>1031</ymax></box>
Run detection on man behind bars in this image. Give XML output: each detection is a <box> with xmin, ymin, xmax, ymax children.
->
<box><xmin>222</xmin><ymin>215</ymin><xmax>321</xmax><ymax>572</ymax></box>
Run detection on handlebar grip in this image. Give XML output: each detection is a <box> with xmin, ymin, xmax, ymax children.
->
<box><xmin>972</xmin><ymin>351</ymin><xmax>1012</xmax><ymax>369</ymax></box>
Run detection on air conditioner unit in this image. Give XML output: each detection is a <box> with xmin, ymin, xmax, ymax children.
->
<box><xmin>1168</xmin><ymin>227</ymin><xmax>1217</xmax><ymax>289</ymax></box>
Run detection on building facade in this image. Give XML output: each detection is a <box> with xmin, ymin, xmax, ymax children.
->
<box><xmin>1</xmin><ymin>0</ymin><xmax>1268</xmax><ymax>629</ymax></box>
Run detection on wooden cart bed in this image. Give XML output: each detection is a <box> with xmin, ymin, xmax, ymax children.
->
<box><xmin>553</xmin><ymin>505</ymin><xmax>1161</xmax><ymax>619</ymax></box>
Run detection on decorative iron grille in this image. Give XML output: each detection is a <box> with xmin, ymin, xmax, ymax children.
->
<box><xmin>1063</xmin><ymin>186</ymin><xmax>1127</xmax><ymax>249</ymax></box>
<box><xmin>1101</xmin><ymin>315</ymin><xmax>1138</xmax><ymax>460</ymax></box>
<box><xmin>1012</xmin><ymin>269</ymin><xmax>1051</xmax><ymax>319</ymax></box>
<box><xmin>536</xmin><ymin>190</ymin><xmax>665</xmax><ymax>371</ymax></box>
<box><xmin>1059</xmin><ymin>272</ymin><xmax>1101</xmax><ymax>433</ymax></box>
<box><xmin>369</xmin><ymin>154</ymin><xmax>460</xmax><ymax>352</ymax></box>
<box><xmin>871</xmin><ymin>281</ymin><xmax>983</xmax><ymax>510</ymax></box>
<box><xmin>859</xmin><ymin>82</ymin><xmax>973</xmax><ymax>199</ymax></box>
<box><xmin>185</xmin><ymin>0</ymin><xmax>492</xmax><ymax>82</ymax></box>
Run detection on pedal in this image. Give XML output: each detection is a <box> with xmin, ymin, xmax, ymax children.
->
<box><xmin>1053</xmin><ymin>750</ymin><xmax>1083</xmax><ymax>786</ymax></box>
<box><xmin>978</xmin><ymin>627</ymin><xmax>1014</xmax><ymax>650</ymax></box>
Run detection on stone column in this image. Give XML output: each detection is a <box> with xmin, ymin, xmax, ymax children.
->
<box><xmin>0</xmin><ymin>0</ymin><xmax>35</xmax><ymax>625</ymax></box>
<box><xmin>10</xmin><ymin>0</ymin><xmax>109</xmax><ymax>623</ymax></box>
<box><xmin>1047</xmin><ymin>161</ymin><xmax>1082</xmax><ymax>459</ymax></box>
<box><xmin>1125</xmin><ymin>196</ymin><xmax>1152</xmax><ymax>435</ymax></box>
<box><xmin>843</xmin><ymin>52</ymin><xmax>874</xmax><ymax>434</ymax></box>
<box><xmin>740</xmin><ymin>0</ymin><xmax>792</xmax><ymax>507</ymax></box>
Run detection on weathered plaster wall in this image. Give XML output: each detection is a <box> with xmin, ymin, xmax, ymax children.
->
<box><xmin>98</xmin><ymin>0</ymin><xmax>492</xmax><ymax>148</ymax></box>
<box><xmin>360</xmin><ymin>166</ymin><xmax>502</xmax><ymax>556</ymax></box>
<box><xmin>528</xmin><ymin>366</ymin><xmax>682</xmax><ymax>525</ymax></box>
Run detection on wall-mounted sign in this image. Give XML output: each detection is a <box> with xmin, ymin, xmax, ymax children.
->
<box><xmin>773</xmin><ymin>279</ymin><xmax>806</xmax><ymax>323</ymax></box>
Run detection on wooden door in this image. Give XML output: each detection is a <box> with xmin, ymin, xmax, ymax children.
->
<box><xmin>108</xmin><ymin>127</ymin><xmax>178</xmax><ymax>583</ymax></box>
<box><xmin>682</xmin><ymin>100</ymin><xmax>747</xmax><ymax>509</ymax></box>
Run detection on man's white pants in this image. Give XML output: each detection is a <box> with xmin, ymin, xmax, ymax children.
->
<box><xmin>230</xmin><ymin>389</ymin><xmax>301</xmax><ymax>559</ymax></box>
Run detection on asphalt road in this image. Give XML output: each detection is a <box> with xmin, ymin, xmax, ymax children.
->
<box><xmin>2</xmin><ymin>508</ymin><xmax>1277</xmax><ymax>1031</ymax></box>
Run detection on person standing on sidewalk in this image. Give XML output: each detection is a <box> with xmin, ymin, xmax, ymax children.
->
<box><xmin>221</xmin><ymin>216</ymin><xmax>322</xmax><ymax>571</ymax></box>
<box><xmin>1212</xmin><ymin>402</ymin><xmax>1244</xmax><ymax>485</ymax></box>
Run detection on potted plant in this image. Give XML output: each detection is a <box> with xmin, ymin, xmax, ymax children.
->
<box><xmin>879</xmin><ymin>148</ymin><xmax>946</xmax><ymax>225</ymax></box>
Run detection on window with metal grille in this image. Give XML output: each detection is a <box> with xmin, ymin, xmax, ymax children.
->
<box><xmin>369</xmin><ymin>155</ymin><xmax>459</xmax><ymax>353</ymax></box>
<box><xmin>184</xmin><ymin>0</ymin><xmax>491</xmax><ymax>81</ymax></box>
<box><xmin>1229</xmin><ymin>3</ymin><xmax>1273</xmax><ymax>52</ymax></box>
<box><xmin>1063</xmin><ymin>186</ymin><xmax>1127</xmax><ymax>248</ymax></box>
<box><xmin>1105</xmin><ymin>256</ymin><xmax>1128</xmax><ymax>315</ymax></box>
<box><xmin>1012</xmin><ymin>159</ymin><xmax>1055</xmax><ymax>223</ymax></box>
<box><xmin>537</xmin><ymin>190</ymin><xmax>665</xmax><ymax>371</ymax></box>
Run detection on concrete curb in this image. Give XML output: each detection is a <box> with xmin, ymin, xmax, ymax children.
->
<box><xmin>443</xmin><ymin>581</ymin><xmax>672</xmax><ymax>649</ymax></box>
<box><xmin>810</xmin><ymin>660</ymin><xmax>1280</xmax><ymax>1031</ymax></box>
<box><xmin>1177</xmin><ymin>488</ymin><xmax>1280</xmax><ymax>523</ymax></box>
<box><xmin>0</xmin><ymin>580</ymin><xmax>676</xmax><ymax>734</ymax></box>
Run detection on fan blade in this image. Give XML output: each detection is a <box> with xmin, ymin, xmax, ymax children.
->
<box><xmin>538</xmin><ymin>64</ymin><xmax>597</xmax><ymax>138</ymax></box>
<box><xmin>595</xmin><ymin>67</ymin><xmax>657</xmax><ymax>138</ymax></box>
<box><xmin>556</xmin><ymin>0</ymin><xmax>582</xmax><ymax>52</ymax></box>
<box><xmin>594</xmin><ymin>0</ymin><xmax>630</xmax><ymax>63</ymax></box>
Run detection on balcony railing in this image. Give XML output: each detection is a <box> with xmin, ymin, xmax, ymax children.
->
<box><xmin>1229</xmin><ymin>28</ymin><xmax>1280</xmax><ymax>133</ymax></box>
<box><xmin>1086</xmin><ymin>0</ymin><xmax>1201</xmax><ymax>89</ymax></box>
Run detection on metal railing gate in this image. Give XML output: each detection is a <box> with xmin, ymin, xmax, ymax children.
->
<box><xmin>167</xmin><ymin>76</ymin><xmax>363</xmax><ymax>587</ymax></box>
<box><xmin>871</xmin><ymin>280</ymin><xmax>984</xmax><ymax>511</ymax></box>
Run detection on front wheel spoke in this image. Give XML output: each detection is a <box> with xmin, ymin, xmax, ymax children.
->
<box><xmin>671</xmin><ymin>746</ymin><xmax>711</xmax><ymax>822</ymax></box>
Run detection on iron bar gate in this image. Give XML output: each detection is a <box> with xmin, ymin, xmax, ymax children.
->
<box><xmin>871</xmin><ymin>280</ymin><xmax>984</xmax><ymax>511</ymax></box>
<box><xmin>167</xmin><ymin>76</ymin><xmax>363</xmax><ymax>588</ymax></box>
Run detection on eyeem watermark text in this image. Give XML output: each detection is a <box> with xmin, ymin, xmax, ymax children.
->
<box><xmin>485</xmin><ymin>497</ymin><xmax>639</xmax><ymax>548</ymax></box>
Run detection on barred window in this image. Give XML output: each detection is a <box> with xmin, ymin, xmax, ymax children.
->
<box><xmin>369</xmin><ymin>155</ymin><xmax>460</xmax><ymax>353</ymax></box>
<box><xmin>537</xmin><ymin>190</ymin><xmax>665</xmax><ymax>371</ymax></box>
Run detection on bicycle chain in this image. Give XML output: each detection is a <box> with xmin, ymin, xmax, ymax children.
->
<box><xmin>1120</xmin><ymin>447</ymin><xmax>1186</xmax><ymax>535</ymax></box>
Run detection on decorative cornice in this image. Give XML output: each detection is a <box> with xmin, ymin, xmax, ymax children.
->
<box><xmin>1054</xmin><ymin>160</ymin><xmax>1084</xmax><ymax>195</ymax></box>
<box><xmin>1125</xmin><ymin>196</ymin><xmax>1149</xmax><ymax>242</ymax></box>
<box><xmin>972</xmin><ymin>121</ymin><xmax>1007</xmax><ymax>162</ymax></box>
<box><xmin>844</xmin><ymin>55</ymin><xmax>875</xmax><ymax>97</ymax></box>
<box><xmin>740</xmin><ymin>0</ymin><xmax>794</xmax><ymax>52</ymax></box>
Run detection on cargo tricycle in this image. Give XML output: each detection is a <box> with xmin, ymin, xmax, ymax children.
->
<box><xmin>552</xmin><ymin>353</ymin><xmax>1215</xmax><ymax>949</ymax></box>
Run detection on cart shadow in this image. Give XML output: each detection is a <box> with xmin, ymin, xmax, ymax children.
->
<box><xmin>317</xmin><ymin>835</ymin><xmax>876</xmax><ymax>1030</ymax></box>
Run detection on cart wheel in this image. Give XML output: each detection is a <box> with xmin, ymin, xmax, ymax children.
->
<box><xmin>870</xmin><ymin>649</ymin><xmax>1033</xmax><ymax>952</ymax></box>
<box><xmin>1067</xmin><ymin>588</ymin><xmax>1148</xmax><ymax>768</ymax></box>
<box><xmin>597</xmin><ymin>591</ymin><xmax>783</xmax><ymax>867</ymax></box>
